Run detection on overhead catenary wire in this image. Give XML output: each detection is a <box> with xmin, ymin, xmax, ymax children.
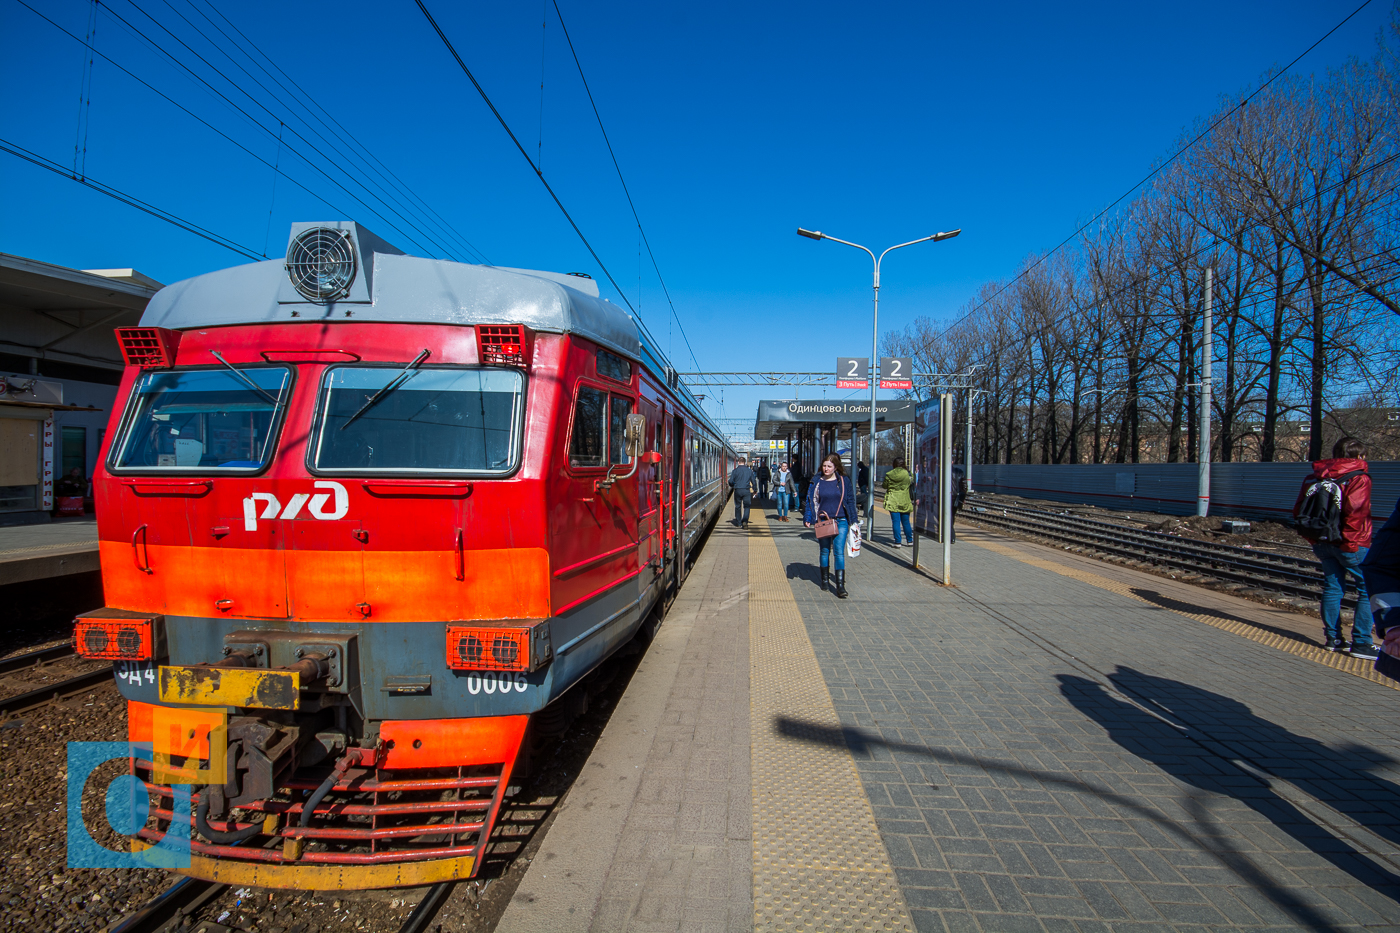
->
<box><xmin>101</xmin><ymin>0</ymin><xmax>471</xmax><ymax>264</ymax></box>
<box><xmin>927</xmin><ymin>0</ymin><xmax>1379</xmax><ymax>345</ymax></box>
<box><xmin>14</xmin><ymin>0</ymin><xmax>373</xmax><ymax>239</ymax></box>
<box><xmin>0</xmin><ymin>136</ymin><xmax>261</xmax><ymax>260</ymax></box>
<box><xmin>412</xmin><ymin>2</ymin><xmax>646</xmax><ymax>323</ymax></box>
<box><xmin>173</xmin><ymin>0</ymin><xmax>490</xmax><ymax>265</ymax></box>
<box><xmin>918</xmin><ymin>149</ymin><xmax>1400</xmax><ymax>367</ymax></box>
<box><xmin>551</xmin><ymin>0</ymin><xmax>700</xmax><ymax>371</ymax></box>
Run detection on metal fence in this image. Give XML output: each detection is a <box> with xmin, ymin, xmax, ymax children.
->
<box><xmin>971</xmin><ymin>461</ymin><xmax>1400</xmax><ymax>523</ymax></box>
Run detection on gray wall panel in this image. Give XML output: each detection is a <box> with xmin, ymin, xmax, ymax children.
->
<box><xmin>972</xmin><ymin>462</ymin><xmax>1400</xmax><ymax>523</ymax></box>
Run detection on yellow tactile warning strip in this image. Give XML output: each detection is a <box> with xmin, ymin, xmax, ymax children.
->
<box><xmin>748</xmin><ymin>512</ymin><xmax>915</xmax><ymax>933</ymax></box>
<box><xmin>968</xmin><ymin>537</ymin><xmax>1399</xmax><ymax>692</ymax></box>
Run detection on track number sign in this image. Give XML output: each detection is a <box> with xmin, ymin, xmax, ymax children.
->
<box><xmin>880</xmin><ymin>357</ymin><xmax>913</xmax><ymax>390</ymax></box>
<box><xmin>837</xmin><ymin>357</ymin><xmax>869</xmax><ymax>389</ymax></box>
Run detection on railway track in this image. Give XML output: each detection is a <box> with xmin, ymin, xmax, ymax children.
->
<box><xmin>965</xmin><ymin>502</ymin><xmax>1340</xmax><ymax>606</ymax></box>
<box><xmin>0</xmin><ymin>642</ymin><xmax>113</xmax><ymax>717</ymax></box>
<box><xmin>103</xmin><ymin>877</ymin><xmax>457</xmax><ymax>932</ymax></box>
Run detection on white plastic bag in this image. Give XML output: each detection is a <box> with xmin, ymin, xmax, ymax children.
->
<box><xmin>846</xmin><ymin>520</ymin><xmax>862</xmax><ymax>558</ymax></box>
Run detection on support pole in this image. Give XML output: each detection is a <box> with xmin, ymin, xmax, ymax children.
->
<box><xmin>964</xmin><ymin>385</ymin><xmax>974</xmax><ymax>492</ymax></box>
<box><xmin>940</xmin><ymin>393</ymin><xmax>953</xmax><ymax>585</ymax></box>
<box><xmin>1197</xmin><ymin>267</ymin><xmax>1212</xmax><ymax>517</ymax></box>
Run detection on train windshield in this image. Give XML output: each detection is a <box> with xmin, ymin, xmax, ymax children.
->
<box><xmin>111</xmin><ymin>367</ymin><xmax>291</xmax><ymax>472</ymax></box>
<box><xmin>312</xmin><ymin>366</ymin><xmax>524</xmax><ymax>474</ymax></box>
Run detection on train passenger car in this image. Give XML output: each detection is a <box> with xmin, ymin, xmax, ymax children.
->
<box><xmin>75</xmin><ymin>221</ymin><xmax>734</xmax><ymax>889</ymax></box>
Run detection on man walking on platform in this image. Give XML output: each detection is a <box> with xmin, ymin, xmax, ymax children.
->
<box><xmin>728</xmin><ymin>457</ymin><xmax>757</xmax><ymax>528</ymax></box>
<box><xmin>756</xmin><ymin>460</ymin><xmax>771</xmax><ymax>500</ymax></box>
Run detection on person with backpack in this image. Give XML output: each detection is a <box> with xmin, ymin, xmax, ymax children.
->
<box><xmin>1362</xmin><ymin>497</ymin><xmax>1399</xmax><ymax>680</ymax></box>
<box><xmin>1292</xmin><ymin>437</ymin><xmax>1376</xmax><ymax>659</ymax></box>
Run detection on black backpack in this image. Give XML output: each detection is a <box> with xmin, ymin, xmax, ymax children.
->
<box><xmin>1294</xmin><ymin>470</ymin><xmax>1364</xmax><ymax>542</ymax></box>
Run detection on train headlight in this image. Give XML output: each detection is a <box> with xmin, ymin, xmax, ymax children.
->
<box><xmin>74</xmin><ymin>618</ymin><xmax>155</xmax><ymax>660</ymax></box>
<box><xmin>445</xmin><ymin>622</ymin><xmax>551</xmax><ymax>674</ymax></box>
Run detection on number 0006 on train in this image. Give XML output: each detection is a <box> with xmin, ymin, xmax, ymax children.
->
<box><xmin>74</xmin><ymin>221</ymin><xmax>733</xmax><ymax>889</ymax></box>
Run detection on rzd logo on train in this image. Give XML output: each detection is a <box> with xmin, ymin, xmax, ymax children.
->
<box><xmin>242</xmin><ymin>480</ymin><xmax>349</xmax><ymax>530</ymax></box>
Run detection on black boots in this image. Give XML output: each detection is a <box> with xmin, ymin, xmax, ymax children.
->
<box><xmin>834</xmin><ymin>570</ymin><xmax>848</xmax><ymax>599</ymax></box>
<box><xmin>820</xmin><ymin>568</ymin><xmax>830</xmax><ymax>591</ymax></box>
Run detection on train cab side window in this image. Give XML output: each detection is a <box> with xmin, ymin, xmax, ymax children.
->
<box><xmin>596</xmin><ymin>349</ymin><xmax>631</xmax><ymax>383</ymax></box>
<box><xmin>569</xmin><ymin>386</ymin><xmax>607</xmax><ymax>469</ymax></box>
<box><xmin>609</xmin><ymin>396</ymin><xmax>633</xmax><ymax>465</ymax></box>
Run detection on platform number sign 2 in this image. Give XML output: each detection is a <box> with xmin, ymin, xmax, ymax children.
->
<box><xmin>880</xmin><ymin>357</ymin><xmax>913</xmax><ymax>390</ymax></box>
<box><xmin>836</xmin><ymin>357</ymin><xmax>869</xmax><ymax>390</ymax></box>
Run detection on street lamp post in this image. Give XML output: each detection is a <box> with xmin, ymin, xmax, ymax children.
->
<box><xmin>798</xmin><ymin>226</ymin><xmax>960</xmax><ymax>522</ymax></box>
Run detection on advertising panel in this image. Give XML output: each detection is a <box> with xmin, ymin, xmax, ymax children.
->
<box><xmin>913</xmin><ymin>396</ymin><xmax>941</xmax><ymax>535</ymax></box>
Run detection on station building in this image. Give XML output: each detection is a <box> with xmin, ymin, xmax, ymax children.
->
<box><xmin>0</xmin><ymin>253</ymin><xmax>161</xmax><ymax>525</ymax></box>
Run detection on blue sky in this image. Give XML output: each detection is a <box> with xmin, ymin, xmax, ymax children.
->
<box><xmin>1</xmin><ymin>0</ymin><xmax>1392</xmax><ymax>433</ymax></box>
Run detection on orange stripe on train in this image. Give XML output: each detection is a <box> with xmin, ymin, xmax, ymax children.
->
<box><xmin>100</xmin><ymin>542</ymin><xmax>550</xmax><ymax>621</ymax></box>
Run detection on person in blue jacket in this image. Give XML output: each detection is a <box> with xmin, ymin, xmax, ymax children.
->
<box><xmin>1361</xmin><ymin>497</ymin><xmax>1400</xmax><ymax>681</ymax></box>
<box><xmin>804</xmin><ymin>452</ymin><xmax>859</xmax><ymax>598</ymax></box>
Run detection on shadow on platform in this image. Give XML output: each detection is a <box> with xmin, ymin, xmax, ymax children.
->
<box><xmin>1127</xmin><ymin>586</ymin><xmax>1320</xmax><ymax>647</ymax></box>
<box><xmin>776</xmin><ymin>671</ymin><xmax>1400</xmax><ymax>931</ymax></box>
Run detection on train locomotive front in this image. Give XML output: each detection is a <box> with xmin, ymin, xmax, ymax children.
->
<box><xmin>76</xmin><ymin>222</ymin><xmax>730</xmax><ymax>888</ymax></box>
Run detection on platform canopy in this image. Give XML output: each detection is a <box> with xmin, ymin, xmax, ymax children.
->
<box><xmin>753</xmin><ymin>399</ymin><xmax>916</xmax><ymax>440</ymax></box>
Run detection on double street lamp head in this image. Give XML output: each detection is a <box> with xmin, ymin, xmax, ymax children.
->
<box><xmin>796</xmin><ymin>227</ymin><xmax>961</xmax><ymax>244</ymax></box>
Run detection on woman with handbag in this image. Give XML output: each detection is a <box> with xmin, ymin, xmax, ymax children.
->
<box><xmin>803</xmin><ymin>453</ymin><xmax>859</xmax><ymax>598</ymax></box>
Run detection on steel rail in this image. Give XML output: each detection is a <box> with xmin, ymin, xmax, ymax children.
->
<box><xmin>966</xmin><ymin>504</ymin><xmax>1342</xmax><ymax>606</ymax></box>
<box><xmin>0</xmin><ymin>642</ymin><xmax>77</xmax><ymax>676</ymax></box>
<box><xmin>396</xmin><ymin>881</ymin><xmax>457</xmax><ymax>933</ymax></box>
<box><xmin>989</xmin><ymin>505</ymin><xmax>1323</xmax><ymax>580</ymax></box>
<box><xmin>1002</xmin><ymin>505</ymin><xmax>1321</xmax><ymax>571</ymax></box>
<box><xmin>0</xmin><ymin>664</ymin><xmax>113</xmax><ymax>717</ymax></box>
<box><xmin>103</xmin><ymin>877</ymin><xmax>228</xmax><ymax>933</ymax></box>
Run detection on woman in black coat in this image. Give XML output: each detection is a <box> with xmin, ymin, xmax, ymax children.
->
<box><xmin>803</xmin><ymin>453</ymin><xmax>859</xmax><ymax>598</ymax></box>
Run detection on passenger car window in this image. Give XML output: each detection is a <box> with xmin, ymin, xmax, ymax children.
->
<box><xmin>570</xmin><ymin>386</ymin><xmax>607</xmax><ymax>468</ymax></box>
<box><xmin>111</xmin><ymin>367</ymin><xmax>290</xmax><ymax>472</ymax></box>
<box><xmin>609</xmin><ymin>396</ymin><xmax>633</xmax><ymax>465</ymax></box>
<box><xmin>596</xmin><ymin>349</ymin><xmax>631</xmax><ymax>383</ymax></box>
<box><xmin>313</xmin><ymin>367</ymin><xmax>523</xmax><ymax>473</ymax></box>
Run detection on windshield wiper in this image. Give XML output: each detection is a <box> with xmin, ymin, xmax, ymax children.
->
<box><xmin>340</xmin><ymin>349</ymin><xmax>431</xmax><ymax>430</ymax></box>
<box><xmin>210</xmin><ymin>351</ymin><xmax>281</xmax><ymax>406</ymax></box>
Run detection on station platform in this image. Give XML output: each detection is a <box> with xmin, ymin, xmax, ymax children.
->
<box><xmin>498</xmin><ymin>504</ymin><xmax>1400</xmax><ymax>932</ymax></box>
<box><xmin>0</xmin><ymin>516</ymin><xmax>99</xmax><ymax>586</ymax></box>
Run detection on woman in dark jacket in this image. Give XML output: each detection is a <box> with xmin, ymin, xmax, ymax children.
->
<box><xmin>803</xmin><ymin>453</ymin><xmax>859</xmax><ymax>598</ymax></box>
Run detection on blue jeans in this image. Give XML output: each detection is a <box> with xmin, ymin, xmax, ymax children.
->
<box><xmin>818</xmin><ymin>518</ymin><xmax>850</xmax><ymax>571</ymax></box>
<box><xmin>1313</xmin><ymin>543</ymin><xmax>1374</xmax><ymax>646</ymax></box>
<box><xmin>775</xmin><ymin>491</ymin><xmax>789</xmax><ymax>517</ymax></box>
<box><xmin>890</xmin><ymin>510</ymin><xmax>912</xmax><ymax>545</ymax></box>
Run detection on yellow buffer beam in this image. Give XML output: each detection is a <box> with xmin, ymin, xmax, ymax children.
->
<box><xmin>158</xmin><ymin>665</ymin><xmax>300</xmax><ymax>710</ymax></box>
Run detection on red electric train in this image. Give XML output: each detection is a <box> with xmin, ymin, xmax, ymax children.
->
<box><xmin>74</xmin><ymin>221</ymin><xmax>734</xmax><ymax>888</ymax></box>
